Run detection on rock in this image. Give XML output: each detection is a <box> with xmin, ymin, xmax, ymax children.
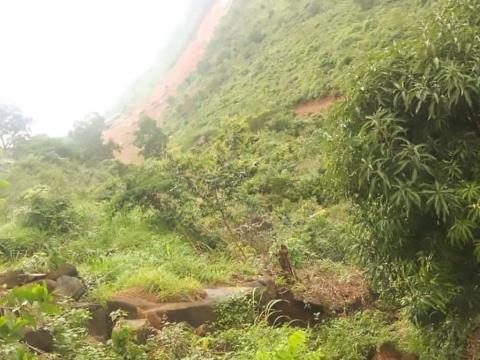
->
<box><xmin>55</xmin><ymin>275</ymin><xmax>85</xmax><ymax>300</ymax></box>
<box><xmin>46</xmin><ymin>264</ymin><xmax>78</xmax><ymax>280</ymax></box>
<box><xmin>107</xmin><ymin>296</ymin><xmax>157</xmax><ymax>319</ymax></box>
<box><xmin>0</xmin><ymin>270</ymin><xmax>46</xmax><ymax>289</ymax></box>
<box><xmin>73</xmin><ymin>303</ymin><xmax>112</xmax><ymax>342</ymax></box>
<box><xmin>113</xmin><ymin>319</ymin><xmax>156</xmax><ymax>344</ymax></box>
<box><xmin>143</xmin><ymin>301</ymin><xmax>216</xmax><ymax>328</ymax></box>
<box><xmin>108</xmin><ymin>286</ymin><xmax>274</xmax><ymax>330</ymax></box>
<box><xmin>24</xmin><ymin>328</ymin><xmax>54</xmax><ymax>353</ymax></box>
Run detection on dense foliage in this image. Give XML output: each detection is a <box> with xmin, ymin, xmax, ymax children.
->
<box><xmin>133</xmin><ymin>117</ymin><xmax>168</xmax><ymax>159</ymax></box>
<box><xmin>328</xmin><ymin>0</ymin><xmax>480</xmax><ymax>323</ymax></box>
<box><xmin>164</xmin><ymin>0</ymin><xmax>431</xmax><ymax>147</ymax></box>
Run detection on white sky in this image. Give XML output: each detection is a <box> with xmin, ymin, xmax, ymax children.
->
<box><xmin>0</xmin><ymin>0</ymin><xmax>193</xmax><ymax>136</ymax></box>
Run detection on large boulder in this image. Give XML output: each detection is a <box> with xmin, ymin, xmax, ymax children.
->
<box><xmin>24</xmin><ymin>328</ymin><xmax>54</xmax><ymax>353</ymax></box>
<box><xmin>55</xmin><ymin>275</ymin><xmax>85</xmax><ymax>300</ymax></box>
<box><xmin>46</xmin><ymin>264</ymin><xmax>78</xmax><ymax>281</ymax></box>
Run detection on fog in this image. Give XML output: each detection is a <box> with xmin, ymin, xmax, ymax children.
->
<box><xmin>0</xmin><ymin>0</ymin><xmax>195</xmax><ymax>136</ymax></box>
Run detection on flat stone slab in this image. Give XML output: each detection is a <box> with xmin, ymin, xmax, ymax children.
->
<box><xmin>107</xmin><ymin>296</ymin><xmax>158</xmax><ymax>319</ymax></box>
<box><xmin>107</xmin><ymin>285</ymin><xmax>261</xmax><ymax>329</ymax></box>
<box><xmin>143</xmin><ymin>301</ymin><xmax>215</xmax><ymax>328</ymax></box>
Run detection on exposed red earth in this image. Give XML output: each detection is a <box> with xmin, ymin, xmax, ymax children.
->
<box><xmin>103</xmin><ymin>0</ymin><xmax>234</xmax><ymax>164</ymax></box>
<box><xmin>293</xmin><ymin>95</ymin><xmax>340</xmax><ymax>116</ymax></box>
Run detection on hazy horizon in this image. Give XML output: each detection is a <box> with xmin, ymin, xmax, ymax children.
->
<box><xmin>0</xmin><ymin>0</ymin><xmax>196</xmax><ymax>137</ymax></box>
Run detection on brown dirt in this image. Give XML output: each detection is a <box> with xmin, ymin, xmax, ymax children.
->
<box><xmin>103</xmin><ymin>0</ymin><xmax>234</xmax><ymax>164</ymax></box>
<box><xmin>467</xmin><ymin>328</ymin><xmax>480</xmax><ymax>360</ymax></box>
<box><xmin>293</xmin><ymin>95</ymin><xmax>340</xmax><ymax>116</ymax></box>
<box><xmin>292</xmin><ymin>264</ymin><xmax>372</xmax><ymax>314</ymax></box>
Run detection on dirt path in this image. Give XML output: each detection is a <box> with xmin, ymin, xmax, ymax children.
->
<box><xmin>103</xmin><ymin>0</ymin><xmax>234</xmax><ymax>164</ymax></box>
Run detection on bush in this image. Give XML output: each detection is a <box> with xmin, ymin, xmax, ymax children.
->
<box><xmin>133</xmin><ymin>116</ymin><xmax>168</xmax><ymax>160</ymax></box>
<box><xmin>19</xmin><ymin>185</ymin><xmax>77</xmax><ymax>234</ymax></box>
<box><xmin>328</xmin><ymin>0</ymin><xmax>480</xmax><ymax>323</ymax></box>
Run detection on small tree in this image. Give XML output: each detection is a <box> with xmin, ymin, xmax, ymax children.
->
<box><xmin>70</xmin><ymin>113</ymin><xmax>117</xmax><ymax>164</ymax></box>
<box><xmin>0</xmin><ymin>105</ymin><xmax>31</xmax><ymax>150</ymax></box>
<box><xmin>134</xmin><ymin>116</ymin><xmax>168</xmax><ymax>159</ymax></box>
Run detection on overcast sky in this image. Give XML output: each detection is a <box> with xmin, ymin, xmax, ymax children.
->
<box><xmin>0</xmin><ymin>0</ymin><xmax>193</xmax><ymax>136</ymax></box>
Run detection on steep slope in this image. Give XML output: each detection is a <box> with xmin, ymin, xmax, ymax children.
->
<box><xmin>103</xmin><ymin>0</ymin><xmax>233</xmax><ymax>164</ymax></box>
<box><xmin>164</xmin><ymin>0</ymin><xmax>433</xmax><ymax>147</ymax></box>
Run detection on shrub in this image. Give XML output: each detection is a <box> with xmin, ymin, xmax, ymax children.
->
<box><xmin>328</xmin><ymin>0</ymin><xmax>480</xmax><ymax>323</ymax></box>
<box><xmin>19</xmin><ymin>185</ymin><xmax>77</xmax><ymax>234</ymax></box>
<box><xmin>133</xmin><ymin>116</ymin><xmax>168</xmax><ymax>160</ymax></box>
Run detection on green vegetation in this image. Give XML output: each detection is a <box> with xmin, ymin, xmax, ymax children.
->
<box><xmin>2</xmin><ymin>0</ymin><xmax>480</xmax><ymax>359</ymax></box>
<box><xmin>134</xmin><ymin>117</ymin><xmax>168</xmax><ymax>159</ymax></box>
<box><xmin>328</xmin><ymin>0</ymin><xmax>480</xmax><ymax>327</ymax></box>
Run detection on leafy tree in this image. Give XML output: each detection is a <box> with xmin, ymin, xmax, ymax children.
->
<box><xmin>69</xmin><ymin>113</ymin><xmax>117</xmax><ymax>164</ymax></box>
<box><xmin>133</xmin><ymin>116</ymin><xmax>168</xmax><ymax>159</ymax></box>
<box><xmin>328</xmin><ymin>0</ymin><xmax>480</xmax><ymax>323</ymax></box>
<box><xmin>0</xmin><ymin>105</ymin><xmax>31</xmax><ymax>150</ymax></box>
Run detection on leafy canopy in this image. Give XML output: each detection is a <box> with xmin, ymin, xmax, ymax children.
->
<box><xmin>329</xmin><ymin>0</ymin><xmax>480</xmax><ymax>323</ymax></box>
<box><xmin>133</xmin><ymin>116</ymin><xmax>168</xmax><ymax>159</ymax></box>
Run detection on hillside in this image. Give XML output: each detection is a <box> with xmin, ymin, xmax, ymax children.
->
<box><xmin>2</xmin><ymin>0</ymin><xmax>480</xmax><ymax>359</ymax></box>
<box><xmin>163</xmin><ymin>0</ymin><xmax>426</xmax><ymax>142</ymax></box>
<box><xmin>103</xmin><ymin>0</ymin><xmax>232</xmax><ymax>164</ymax></box>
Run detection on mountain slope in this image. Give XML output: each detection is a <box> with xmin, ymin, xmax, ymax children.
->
<box><xmin>164</xmin><ymin>0</ymin><xmax>433</xmax><ymax>147</ymax></box>
<box><xmin>103</xmin><ymin>0</ymin><xmax>233</xmax><ymax>163</ymax></box>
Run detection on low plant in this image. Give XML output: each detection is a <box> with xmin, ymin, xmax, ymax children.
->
<box><xmin>0</xmin><ymin>284</ymin><xmax>58</xmax><ymax>360</ymax></box>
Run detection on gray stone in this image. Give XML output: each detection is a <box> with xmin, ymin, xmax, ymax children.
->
<box><xmin>55</xmin><ymin>275</ymin><xmax>85</xmax><ymax>300</ymax></box>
